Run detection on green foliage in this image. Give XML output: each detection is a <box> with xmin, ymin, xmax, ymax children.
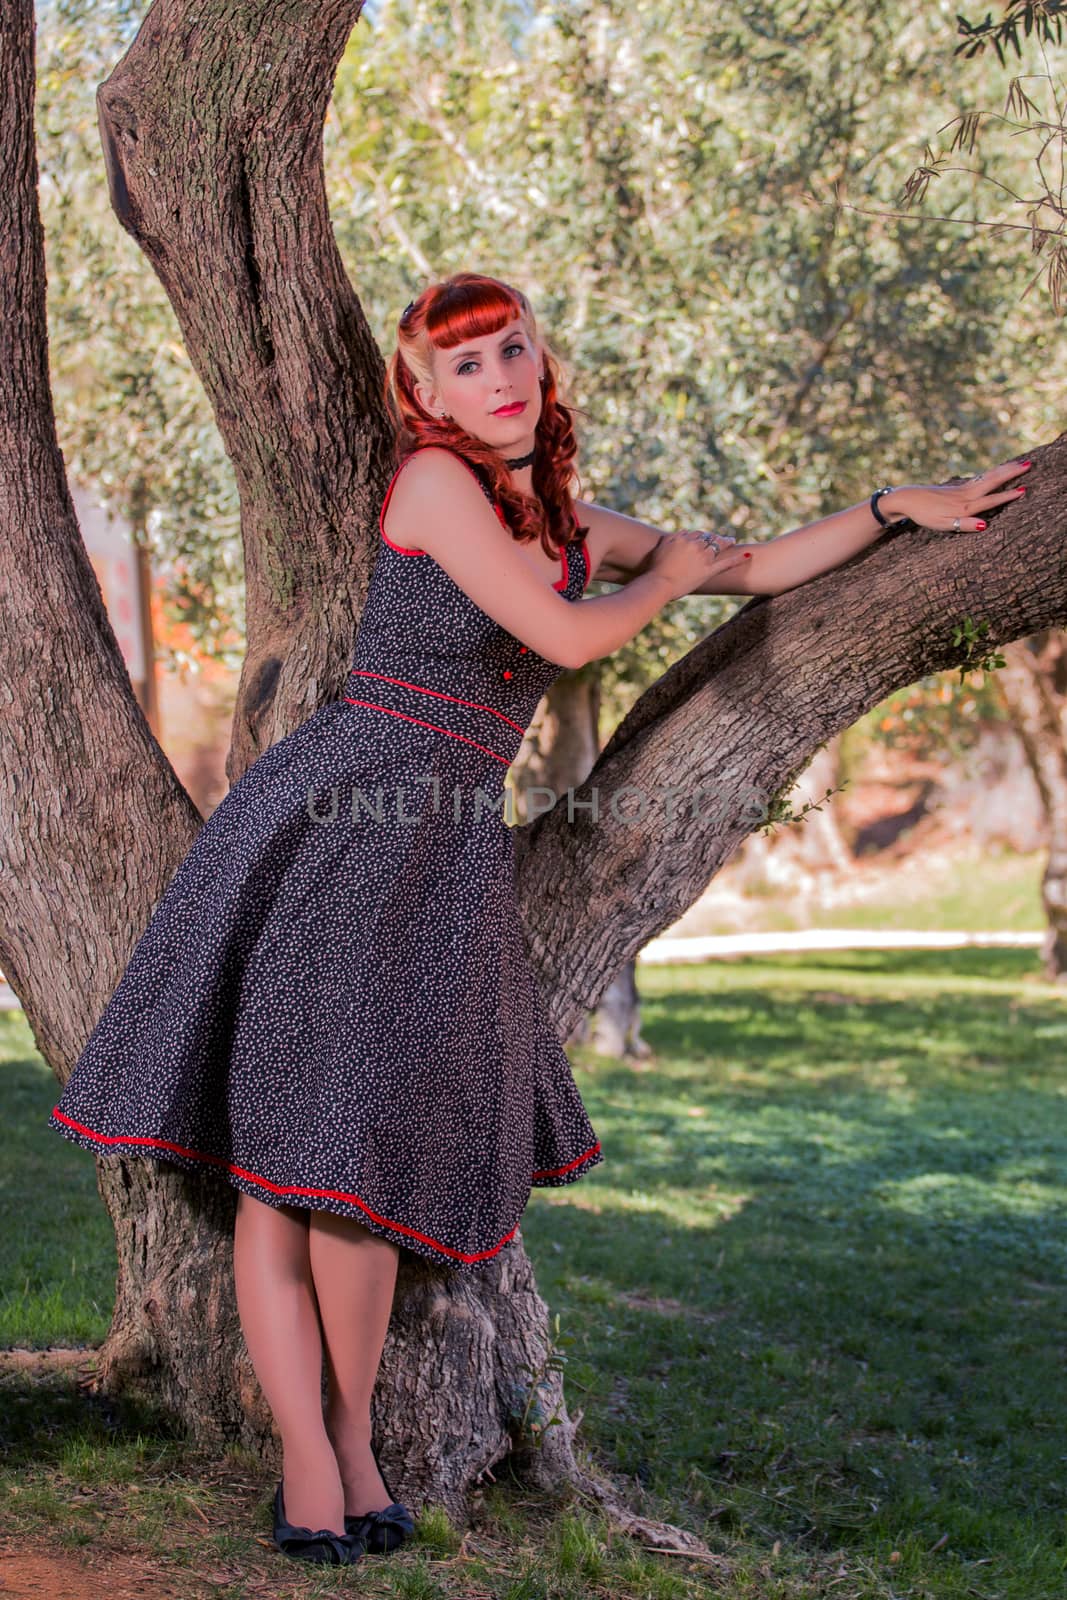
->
<box><xmin>950</xmin><ymin>615</ymin><xmax>1007</xmax><ymax>682</ymax></box>
<box><xmin>757</xmin><ymin>780</ymin><xmax>850</xmax><ymax>835</ymax></box>
<box><xmin>37</xmin><ymin>3</ymin><xmax>245</xmax><ymax>670</ymax></box>
<box><xmin>901</xmin><ymin>2</ymin><xmax>1067</xmax><ymax>310</ymax></box>
<box><xmin>955</xmin><ymin>0</ymin><xmax>1066</xmax><ymax>63</ymax></box>
<box><xmin>511</xmin><ymin>1310</ymin><xmax>578</xmax><ymax>1448</ymax></box>
<box><xmin>35</xmin><ymin>1</ymin><xmax>1054</xmax><ymax>698</ymax></box>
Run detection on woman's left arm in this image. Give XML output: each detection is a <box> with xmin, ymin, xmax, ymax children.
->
<box><xmin>699</xmin><ymin>457</ymin><xmax>1033</xmax><ymax>598</ymax></box>
<box><xmin>694</xmin><ymin>457</ymin><xmax>1036</xmax><ymax>601</ymax></box>
<box><xmin>577</xmin><ymin>457</ymin><xmax>1032</xmax><ymax>597</ymax></box>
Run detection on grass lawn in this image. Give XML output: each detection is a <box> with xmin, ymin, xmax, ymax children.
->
<box><xmin>2</xmin><ymin>947</ymin><xmax>1065</xmax><ymax>1597</ymax></box>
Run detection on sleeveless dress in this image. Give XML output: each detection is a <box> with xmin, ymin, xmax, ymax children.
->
<box><xmin>47</xmin><ymin>451</ymin><xmax>604</xmax><ymax>1272</ymax></box>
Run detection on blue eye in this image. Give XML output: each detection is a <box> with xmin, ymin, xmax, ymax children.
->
<box><xmin>456</xmin><ymin>342</ymin><xmax>525</xmax><ymax>377</ymax></box>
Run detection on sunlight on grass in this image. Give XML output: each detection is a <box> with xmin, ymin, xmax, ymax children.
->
<box><xmin>3</xmin><ymin>944</ymin><xmax>1066</xmax><ymax>1597</ymax></box>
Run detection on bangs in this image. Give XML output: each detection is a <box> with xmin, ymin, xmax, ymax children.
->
<box><xmin>425</xmin><ymin>279</ymin><xmax>526</xmax><ymax>350</ymax></box>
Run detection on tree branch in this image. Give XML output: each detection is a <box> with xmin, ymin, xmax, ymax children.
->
<box><xmin>95</xmin><ymin>0</ymin><xmax>392</xmax><ymax>774</ymax></box>
<box><xmin>514</xmin><ymin>452</ymin><xmax>1067</xmax><ymax>1028</ymax></box>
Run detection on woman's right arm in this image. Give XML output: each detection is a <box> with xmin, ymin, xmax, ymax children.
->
<box><xmin>386</xmin><ymin>451</ymin><xmax>743</xmax><ymax>669</ymax></box>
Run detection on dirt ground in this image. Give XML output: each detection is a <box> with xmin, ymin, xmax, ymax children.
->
<box><xmin>0</xmin><ymin>1549</ymin><xmax>189</xmax><ymax>1600</ymax></box>
<box><xmin>0</xmin><ymin>1349</ymin><xmax>287</xmax><ymax>1600</ymax></box>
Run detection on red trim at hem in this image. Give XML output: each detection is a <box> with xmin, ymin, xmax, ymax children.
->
<box><xmin>532</xmin><ymin>1141</ymin><xmax>601</xmax><ymax>1178</ymax></box>
<box><xmin>349</xmin><ymin>670</ymin><xmax>527</xmax><ymax>735</ymax></box>
<box><xmin>341</xmin><ymin>699</ymin><xmax>515</xmax><ymax>765</ymax></box>
<box><xmin>50</xmin><ymin>1108</ymin><xmax>521</xmax><ymax>1264</ymax></box>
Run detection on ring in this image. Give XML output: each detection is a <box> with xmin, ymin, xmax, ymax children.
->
<box><xmin>952</xmin><ymin>516</ymin><xmax>961</xmax><ymax>532</ymax></box>
<box><xmin>699</xmin><ymin>532</ymin><xmax>722</xmax><ymax>553</ymax></box>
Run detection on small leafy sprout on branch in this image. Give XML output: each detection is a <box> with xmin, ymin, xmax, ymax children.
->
<box><xmin>757</xmin><ymin>782</ymin><xmax>851</xmax><ymax>837</ymax></box>
<box><xmin>951</xmin><ymin>615</ymin><xmax>1007</xmax><ymax>683</ymax></box>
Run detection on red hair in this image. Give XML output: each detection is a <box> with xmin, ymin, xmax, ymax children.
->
<box><xmin>383</xmin><ymin>272</ymin><xmax>587</xmax><ymax>560</ymax></box>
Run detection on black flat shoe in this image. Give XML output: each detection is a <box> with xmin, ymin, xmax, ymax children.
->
<box><xmin>272</xmin><ymin>1480</ymin><xmax>366</xmax><ymax>1565</ymax></box>
<box><xmin>343</xmin><ymin>1444</ymin><xmax>415</xmax><ymax>1554</ymax></box>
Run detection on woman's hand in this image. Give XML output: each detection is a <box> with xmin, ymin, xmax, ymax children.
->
<box><xmin>885</xmin><ymin>457</ymin><xmax>1032</xmax><ymax>532</ymax></box>
<box><xmin>648</xmin><ymin>527</ymin><xmax>751</xmax><ymax>600</ymax></box>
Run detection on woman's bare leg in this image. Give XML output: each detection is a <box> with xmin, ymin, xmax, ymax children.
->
<box><xmin>231</xmin><ymin>1190</ymin><xmax>345</xmax><ymax>1533</ymax></box>
<box><xmin>308</xmin><ymin>1210</ymin><xmax>401</xmax><ymax>1516</ymax></box>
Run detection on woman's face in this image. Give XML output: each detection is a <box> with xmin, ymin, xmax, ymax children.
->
<box><xmin>415</xmin><ymin>317</ymin><xmax>544</xmax><ymax>454</ymax></box>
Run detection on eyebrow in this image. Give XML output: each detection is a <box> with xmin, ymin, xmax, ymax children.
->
<box><xmin>447</xmin><ymin>329</ymin><xmax>524</xmax><ymax>366</ymax></box>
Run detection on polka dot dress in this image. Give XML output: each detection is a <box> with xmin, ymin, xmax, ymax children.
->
<box><xmin>48</xmin><ymin>449</ymin><xmax>604</xmax><ymax>1272</ymax></box>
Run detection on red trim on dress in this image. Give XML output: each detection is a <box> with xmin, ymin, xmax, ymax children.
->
<box><xmin>349</xmin><ymin>670</ymin><xmax>527</xmax><ymax>735</ymax></box>
<box><xmin>50</xmin><ymin>1108</ymin><xmax>601</xmax><ymax>1263</ymax></box>
<box><xmin>379</xmin><ymin>458</ymin><xmax>426</xmax><ymax>555</ymax></box>
<box><xmin>379</xmin><ymin>451</ymin><xmax>575</xmax><ymax>592</ymax></box>
<box><xmin>533</xmin><ymin>1143</ymin><xmax>602</xmax><ymax>1178</ymax></box>
<box><xmin>342</xmin><ymin>699</ymin><xmax>515</xmax><ymax>765</ymax></box>
<box><xmin>380</xmin><ymin>449</ymin><xmax>511</xmax><ymax>554</ymax></box>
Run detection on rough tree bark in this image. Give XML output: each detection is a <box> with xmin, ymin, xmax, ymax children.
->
<box><xmin>996</xmin><ymin>632</ymin><xmax>1067</xmax><ymax>981</ymax></box>
<box><xmin>512</xmin><ymin>669</ymin><xmax>651</xmax><ymax>1057</ymax></box>
<box><xmin>0</xmin><ymin>0</ymin><xmax>1063</xmax><ymax>1559</ymax></box>
<box><xmin>513</xmin><ymin>485</ymin><xmax>1067</xmax><ymax>1012</ymax></box>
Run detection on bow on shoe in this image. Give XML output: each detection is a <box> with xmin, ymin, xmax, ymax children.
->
<box><xmin>279</xmin><ymin>1527</ymin><xmax>363</xmax><ymax>1564</ymax></box>
<box><xmin>272</xmin><ymin>1482</ymin><xmax>365</xmax><ymax>1565</ymax></box>
<box><xmin>345</xmin><ymin>1499</ymin><xmax>416</xmax><ymax>1553</ymax></box>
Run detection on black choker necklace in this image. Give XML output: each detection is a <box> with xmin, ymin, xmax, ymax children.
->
<box><xmin>504</xmin><ymin>448</ymin><xmax>535</xmax><ymax>470</ymax></box>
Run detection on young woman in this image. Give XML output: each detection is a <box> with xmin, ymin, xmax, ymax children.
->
<box><xmin>48</xmin><ymin>270</ymin><xmax>1030</xmax><ymax>1566</ymax></box>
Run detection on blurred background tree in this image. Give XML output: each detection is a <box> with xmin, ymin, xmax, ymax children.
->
<box><xmin>37</xmin><ymin>0</ymin><xmax>1059</xmax><ymax>702</ymax></box>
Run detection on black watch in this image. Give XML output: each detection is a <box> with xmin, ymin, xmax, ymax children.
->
<box><xmin>870</xmin><ymin>485</ymin><xmax>898</xmax><ymax>527</ymax></box>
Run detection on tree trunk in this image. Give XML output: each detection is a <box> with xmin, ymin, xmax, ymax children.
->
<box><xmin>996</xmin><ymin>632</ymin><xmax>1067</xmax><ymax>981</ymax></box>
<box><xmin>581</xmin><ymin>959</ymin><xmax>654</xmax><ymax>1061</ymax></box>
<box><xmin>510</xmin><ymin>671</ymin><xmax>650</xmax><ymax>1058</ymax></box>
<box><xmin>510</xmin><ymin>664</ymin><xmax>602</xmax><ymax>827</ymax></box>
<box><xmin>0</xmin><ymin>0</ymin><xmax>1063</xmax><ymax>1555</ymax></box>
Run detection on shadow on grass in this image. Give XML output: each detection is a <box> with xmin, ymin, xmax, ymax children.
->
<box><xmin>523</xmin><ymin>951</ymin><xmax>1067</xmax><ymax>1585</ymax></box>
<box><xmin>5</xmin><ymin>951</ymin><xmax>1067</xmax><ymax>1595</ymax></box>
<box><xmin>0</xmin><ymin>1353</ymin><xmax>190</xmax><ymax>1473</ymax></box>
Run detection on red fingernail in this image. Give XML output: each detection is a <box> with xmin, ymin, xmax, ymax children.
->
<box><xmin>743</xmin><ymin>552</ymin><xmax>752</xmax><ymax>558</ymax></box>
<box><xmin>1018</xmin><ymin>487</ymin><xmax>1027</xmax><ymax>494</ymax></box>
<box><xmin>976</xmin><ymin>521</ymin><xmax>987</xmax><ymax>530</ymax></box>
